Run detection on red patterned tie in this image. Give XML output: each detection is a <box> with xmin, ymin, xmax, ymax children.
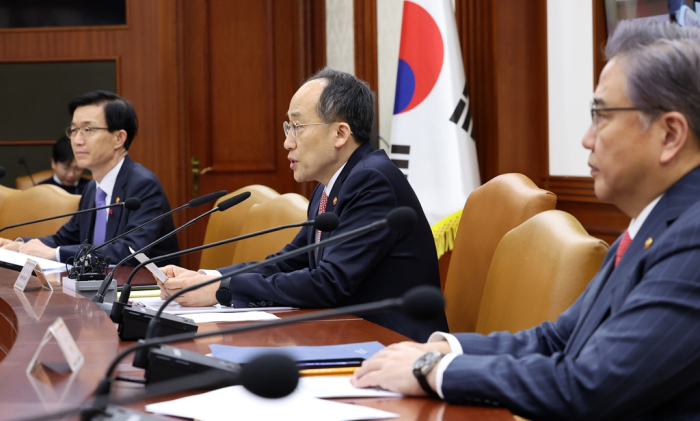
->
<box><xmin>615</xmin><ymin>230</ymin><xmax>632</xmax><ymax>267</ymax></box>
<box><xmin>317</xmin><ymin>191</ymin><xmax>328</xmax><ymax>242</ymax></box>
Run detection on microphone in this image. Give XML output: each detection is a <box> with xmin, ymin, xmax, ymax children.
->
<box><xmin>111</xmin><ymin>212</ymin><xmax>340</xmax><ymax>327</ymax></box>
<box><xmin>139</xmin><ymin>284</ymin><xmax>443</xmax><ymax>384</ymax></box>
<box><xmin>92</xmin><ymin>191</ymin><xmax>250</xmax><ymax>306</ymax></box>
<box><xmin>0</xmin><ymin>166</ymin><xmax>6</xmax><ymax>178</ymax></box>
<box><xmin>131</xmin><ymin>207</ymin><xmax>416</xmax><ymax>367</ymax></box>
<box><xmin>18</xmin><ymin>157</ymin><xmax>35</xmax><ymax>186</ymax></box>
<box><xmin>0</xmin><ymin>198</ymin><xmax>142</xmax><ymax>234</ymax></box>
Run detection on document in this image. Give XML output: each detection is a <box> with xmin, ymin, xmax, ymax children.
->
<box><xmin>0</xmin><ymin>248</ymin><xmax>67</xmax><ymax>272</ymax></box>
<box><xmin>129</xmin><ymin>296</ymin><xmax>294</xmax><ymax>315</ymax></box>
<box><xmin>210</xmin><ymin>341</ymin><xmax>385</xmax><ymax>364</ymax></box>
<box><xmin>296</xmin><ymin>376</ymin><xmax>402</xmax><ymax>398</ymax></box>
<box><xmin>146</xmin><ymin>385</ymin><xmax>399</xmax><ymax>421</ymax></box>
<box><xmin>185</xmin><ymin>311</ymin><xmax>279</xmax><ymax>324</ymax></box>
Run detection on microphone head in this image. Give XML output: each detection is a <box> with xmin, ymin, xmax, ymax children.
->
<box><xmin>104</xmin><ymin>256</ymin><xmax>112</xmax><ymax>266</ymax></box>
<box><xmin>386</xmin><ymin>207</ymin><xmax>417</xmax><ymax>232</ymax></box>
<box><xmin>189</xmin><ymin>190</ymin><xmax>228</xmax><ymax>208</ymax></box>
<box><xmin>314</xmin><ymin>212</ymin><xmax>339</xmax><ymax>232</ymax></box>
<box><xmin>0</xmin><ymin>166</ymin><xmax>5</xmax><ymax>178</ymax></box>
<box><xmin>218</xmin><ymin>191</ymin><xmax>251</xmax><ymax>212</ymax></box>
<box><xmin>240</xmin><ymin>354</ymin><xmax>299</xmax><ymax>399</ymax></box>
<box><xmin>401</xmin><ymin>286</ymin><xmax>445</xmax><ymax>320</ymax></box>
<box><xmin>123</xmin><ymin>197</ymin><xmax>142</xmax><ymax>210</ymax></box>
<box><xmin>17</xmin><ymin>157</ymin><xmax>25</xmax><ymax>165</ymax></box>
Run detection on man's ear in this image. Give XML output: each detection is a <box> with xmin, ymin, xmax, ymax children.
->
<box><xmin>50</xmin><ymin>158</ymin><xmax>57</xmax><ymax>171</ymax></box>
<box><xmin>114</xmin><ymin>130</ymin><xmax>128</xmax><ymax>151</ymax></box>
<box><xmin>659</xmin><ymin>111</ymin><xmax>689</xmax><ymax>165</ymax></box>
<box><xmin>334</xmin><ymin>122</ymin><xmax>353</xmax><ymax>149</ymax></box>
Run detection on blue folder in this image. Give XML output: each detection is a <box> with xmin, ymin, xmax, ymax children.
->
<box><xmin>210</xmin><ymin>341</ymin><xmax>385</xmax><ymax>364</ymax></box>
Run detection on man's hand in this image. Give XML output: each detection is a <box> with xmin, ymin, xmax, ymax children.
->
<box><xmin>351</xmin><ymin>341</ymin><xmax>449</xmax><ymax>396</ymax></box>
<box><xmin>158</xmin><ymin>265</ymin><xmax>220</xmax><ymax>307</ymax></box>
<box><xmin>18</xmin><ymin>239</ymin><xmax>57</xmax><ymax>260</ymax></box>
<box><xmin>1</xmin><ymin>239</ymin><xmax>22</xmax><ymax>252</ymax></box>
<box><xmin>0</xmin><ymin>238</ymin><xmax>16</xmax><ymax>248</ymax></box>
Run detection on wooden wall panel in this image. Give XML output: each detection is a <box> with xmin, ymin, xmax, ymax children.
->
<box><xmin>354</xmin><ymin>0</ymin><xmax>378</xmax><ymax>93</ymax></box>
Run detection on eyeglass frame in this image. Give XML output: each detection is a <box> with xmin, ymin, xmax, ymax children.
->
<box><xmin>65</xmin><ymin>126</ymin><xmax>112</xmax><ymax>139</ymax></box>
<box><xmin>588</xmin><ymin>100</ymin><xmax>669</xmax><ymax>132</ymax></box>
<box><xmin>283</xmin><ymin>120</ymin><xmax>330</xmax><ymax>138</ymax></box>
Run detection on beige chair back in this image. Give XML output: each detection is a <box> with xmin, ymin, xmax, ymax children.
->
<box><xmin>231</xmin><ymin>193</ymin><xmax>309</xmax><ymax>264</ymax></box>
<box><xmin>15</xmin><ymin>169</ymin><xmax>54</xmax><ymax>190</ymax></box>
<box><xmin>0</xmin><ymin>185</ymin><xmax>19</xmax><ymax>211</ymax></box>
<box><xmin>443</xmin><ymin>173</ymin><xmax>557</xmax><ymax>333</ymax></box>
<box><xmin>0</xmin><ymin>185</ymin><xmax>80</xmax><ymax>239</ymax></box>
<box><xmin>475</xmin><ymin>210</ymin><xmax>609</xmax><ymax>334</ymax></box>
<box><xmin>199</xmin><ymin>185</ymin><xmax>279</xmax><ymax>269</ymax></box>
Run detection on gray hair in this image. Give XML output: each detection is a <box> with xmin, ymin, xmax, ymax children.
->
<box><xmin>605</xmin><ymin>21</ymin><xmax>700</xmax><ymax>139</ymax></box>
<box><xmin>306</xmin><ymin>68</ymin><xmax>375</xmax><ymax>144</ymax></box>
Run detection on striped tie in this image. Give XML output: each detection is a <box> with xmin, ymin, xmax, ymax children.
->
<box><xmin>317</xmin><ymin>191</ymin><xmax>328</xmax><ymax>242</ymax></box>
<box><xmin>615</xmin><ymin>230</ymin><xmax>632</xmax><ymax>267</ymax></box>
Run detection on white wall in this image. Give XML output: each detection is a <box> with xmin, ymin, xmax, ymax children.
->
<box><xmin>376</xmin><ymin>0</ymin><xmax>404</xmax><ymax>151</ymax></box>
<box><xmin>547</xmin><ymin>0</ymin><xmax>595</xmax><ymax>176</ymax></box>
<box><xmin>326</xmin><ymin>0</ymin><xmax>355</xmax><ymax>75</ymax></box>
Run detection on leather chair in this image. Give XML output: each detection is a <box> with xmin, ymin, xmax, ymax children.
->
<box><xmin>198</xmin><ymin>185</ymin><xmax>279</xmax><ymax>269</ymax></box>
<box><xmin>15</xmin><ymin>169</ymin><xmax>54</xmax><ymax>190</ymax></box>
<box><xmin>475</xmin><ymin>210</ymin><xmax>609</xmax><ymax>334</ymax></box>
<box><xmin>0</xmin><ymin>185</ymin><xmax>80</xmax><ymax>239</ymax></box>
<box><xmin>443</xmin><ymin>174</ymin><xmax>557</xmax><ymax>333</ymax></box>
<box><xmin>0</xmin><ymin>185</ymin><xmax>19</xmax><ymax>211</ymax></box>
<box><xmin>230</xmin><ymin>193</ymin><xmax>309</xmax><ymax>264</ymax></box>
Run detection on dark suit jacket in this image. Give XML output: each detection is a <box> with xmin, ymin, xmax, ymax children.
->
<box><xmin>218</xmin><ymin>142</ymin><xmax>448</xmax><ymax>341</ymax></box>
<box><xmin>39</xmin><ymin>175</ymin><xmax>90</xmax><ymax>195</ymax></box>
<box><xmin>441</xmin><ymin>165</ymin><xmax>700</xmax><ymax>420</ymax></box>
<box><xmin>37</xmin><ymin>156</ymin><xmax>179</xmax><ymax>266</ymax></box>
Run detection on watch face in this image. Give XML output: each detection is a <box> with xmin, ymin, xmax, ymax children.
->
<box><xmin>413</xmin><ymin>351</ymin><xmax>442</xmax><ymax>371</ymax></box>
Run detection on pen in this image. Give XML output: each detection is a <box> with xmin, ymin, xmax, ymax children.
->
<box><xmin>299</xmin><ymin>367</ymin><xmax>359</xmax><ymax>376</ymax></box>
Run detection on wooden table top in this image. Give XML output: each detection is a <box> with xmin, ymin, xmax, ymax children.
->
<box><xmin>0</xmin><ymin>268</ymin><xmax>514</xmax><ymax>421</ymax></box>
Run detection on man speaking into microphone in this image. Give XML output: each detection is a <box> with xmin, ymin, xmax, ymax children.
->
<box><xmin>159</xmin><ymin>68</ymin><xmax>447</xmax><ymax>341</ymax></box>
<box><xmin>0</xmin><ymin>90</ymin><xmax>179</xmax><ymax>265</ymax></box>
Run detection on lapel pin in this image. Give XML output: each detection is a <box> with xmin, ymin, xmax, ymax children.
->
<box><xmin>644</xmin><ymin>237</ymin><xmax>653</xmax><ymax>250</ymax></box>
<box><xmin>109</xmin><ymin>209</ymin><xmax>114</xmax><ymax>216</ymax></box>
<box><xmin>116</xmin><ymin>197</ymin><xmax>121</xmax><ymax>204</ymax></box>
<box><xmin>333</xmin><ymin>197</ymin><xmax>337</xmax><ymax>205</ymax></box>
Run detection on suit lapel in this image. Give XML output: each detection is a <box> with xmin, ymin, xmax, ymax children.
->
<box><xmin>83</xmin><ymin>182</ymin><xmax>97</xmax><ymax>244</ymax></box>
<box><xmin>105</xmin><ymin>157</ymin><xmax>132</xmax><ymax>242</ymax></box>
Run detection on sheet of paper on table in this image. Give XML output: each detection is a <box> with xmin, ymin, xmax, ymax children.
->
<box><xmin>297</xmin><ymin>376</ymin><xmax>402</xmax><ymax>398</ymax></box>
<box><xmin>185</xmin><ymin>311</ymin><xmax>279</xmax><ymax>324</ymax></box>
<box><xmin>146</xmin><ymin>385</ymin><xmax>399</xmax><ymax>421</ymax></box>
<box><xmin>0</xmin><ymin>248</ymin><xmax>68</xmax><ymax>272</ymax></box>
<box><xmin>129</xmin><ymin>296</ymin><xmax>294</xmax><ymax>315</ymax></box>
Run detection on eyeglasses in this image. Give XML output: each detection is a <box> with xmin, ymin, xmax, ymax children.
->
<box><xmin>590</xmin><ymin>101</ymin><xmax>645</xmax><ymax>132</ymax></box>
<box><xmin>65</xmin><ymin>126</ymin><xmax>111</xmax><ymax>139</ymax></box>
<box><xmin>283</xmin><ymin>121</ymin><xmax>328</xmax><ymax>138</ymax></box>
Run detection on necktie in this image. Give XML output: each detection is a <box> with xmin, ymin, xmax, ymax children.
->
<box><xmin>317</xmin><ymin>191</ymin><xmax>328</xmax><ymax>243</ymax></box>
<box><xmin>93</xmin><ymin>187</ymin><xmax>107</xmax><ymax>245</ymax></box>
<box><xmin>615</xmin><ymin>230</ymin><xmax>632</xmax><ymax>267</ymax></box>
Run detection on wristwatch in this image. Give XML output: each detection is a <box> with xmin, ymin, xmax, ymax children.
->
<box><xmin>215</xmin><ymin>276</ymin><xmax>233</xmax><ymax>306</ymax></box>
<box><xmin>413</xmin><ymin>351</ymin><xmax>443</xmax><ymax>398</ymax></box>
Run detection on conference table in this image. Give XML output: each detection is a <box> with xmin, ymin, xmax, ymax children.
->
<box><xmin>0</xmin><ymin>267</ymin><xmax>515</xmax><ymax>421</ymax></box>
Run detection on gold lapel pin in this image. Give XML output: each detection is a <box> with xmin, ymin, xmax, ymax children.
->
<box><xmin>333</xmin><ymin>197</ymin><xmax>337</xmax><ymax>205</ymax></box>
<box><xmin>116</xmin><ymin>197</ymin><xmax>121</xmax><ymax>204</ymax></box>
<box><xmin>644</xmin><ymin>237</ymin><xmax>653</xmax><ymax>250</ymax></box>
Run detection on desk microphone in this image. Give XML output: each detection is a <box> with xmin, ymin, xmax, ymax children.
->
<box><xmin>131</xmin><ymin>207</ymin><xmax>417</xmax><ymax>368</ymax></box>
<box><xmin>139</xmin><ymin>283</ymin><xmax>442</xmax><ymax>385</ymax></box>
<box><xmin>92</xmin><ymin>192</ymin><xmax>251</xmax><ymax>341</ymax></box>
<box><xmin>0</xmin><ymin>166</ymin><xmax>6</xmax><ymax>178</ymax></box>
<box><xmin>18</xmin><ymin>157</ymin><xmax>36</xmax><ymax>186</ymax></box>
<box><xmin>111</xmin><ymin>212</ymin><xmax>340</xmax><ymax>326</ymax></box>
<box><xmin>0</xmin><ymin>198</ymin><xmax>142</xmax><ymax>234</ymax></box>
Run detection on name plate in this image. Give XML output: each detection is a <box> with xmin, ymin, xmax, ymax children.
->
<box><xmin>27</xmin><ymin>317</ymin><xmax>84</xmax><ymax>374</ymax></box>
<box><xmin>14</xmin><ymin>259</ymin><xmax>52</xmax><ymax>292</ymax></box>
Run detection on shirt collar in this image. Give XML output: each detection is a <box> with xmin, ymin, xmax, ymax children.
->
<box><xmin>627</xmin><ymin>194</ymin><xmax>664</xmax><ymax>240</ymax></box>
<box><xmin>53</xmin><ymin>173</ymin><xmax>80</xmax><ymax>187</ymax></box>
<box><xmin>323</xmin><ymin>163</ymin><xmax>346</xmax><ymax>196</ymax></box>
<box><xmin>94</xmin><ymin>157</ymin><xmax>125</xmax><ymax>198</ymax></box>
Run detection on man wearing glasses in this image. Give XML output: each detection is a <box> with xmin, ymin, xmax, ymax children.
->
<box><xmin>352</xmin><ymin>21</ymin><xmax>700</xmax><ymax>420</ymax></box>
<box><xmin>0</xmin><ymin>90</ymin><xmax>179</xmax><ymax>266</ymax></box>
<box><xmin>158</xmin><ymin>68</ymin><xmax>448</xmax><ymax>342</ymax></box>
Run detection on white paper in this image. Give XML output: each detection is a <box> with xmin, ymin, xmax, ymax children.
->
<box><xmin>146</xmin><ymin>386</ymin><xmax>399</xmax><ymax>421</ymax></box>
<box><xmin>0</xmin><ymin>248</ymin><xmax>67</xmax><ymax>272</ymax></box>
<box><xmin>130</xmin><ymin>296</ymin><xmax>294</xmax><ymax>315</ymax></box>
<box><xmin>185</xmin><ymin>311</ymin><xmax>279</xmax><ymax>324</ymax></box>
<box><xmin>128</xmin><ymin>247</ymin><xmax>168</xmax><ymax>282</ymax></box>
<box><xmin>297</xmin><ymin>376</ymin><xmax>402</xmax><ymax>399</ymax></box>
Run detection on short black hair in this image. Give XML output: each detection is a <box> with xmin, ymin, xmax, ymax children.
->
<box><xmin>53</xmin><ymin>135</ymin><xmax>75</xmax><ymax>164</ymax></box>
<box><xmin>68</xmin><ymin>90</ymin><xmax>138</xmax><ymax>150</ymax></box>
<box><xmin>306</xmin><ymin>68</ymin><xmax>375</xmax><ymax>144</ymax></box>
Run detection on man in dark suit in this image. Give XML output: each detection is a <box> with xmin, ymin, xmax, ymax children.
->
<box><xmin>0</xmin><ymin>91</ymin><xmax>179</xmax><ymax>266</ymax></box>
<box><xmin>351</xmin><ymin>21</ymin><xmax>700</xmax><ymax>420</ymax></box>
<box><xmin>158</xmin><ymin>68</ymin><xmax>447</xmax><ymax>341</ymax></box>
<box><xmin>39</xmin><ymin>135</ymin><xmax>90</xmax><ymax>195</ymax></box>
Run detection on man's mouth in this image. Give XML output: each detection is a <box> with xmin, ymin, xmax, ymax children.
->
<box><xmin>288</xmin><ymin>157</ymin><xmax>297</xmax><ymax>170</ymax></box>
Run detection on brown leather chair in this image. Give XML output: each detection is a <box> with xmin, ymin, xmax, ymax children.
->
<box><xmin>475</xmin><ymin>210</ymin><xmax>609</xmax><ymax>334</ymax></box>
<box><xmin>0</xmin><ymin>185</ymin><xmax>19</xmax><ymax>211</ymax></box>
<box><xmin>15</xmin><ymin>169</ymin><xmax>54</xmax><ymax>190</ymax></box>
<box><xmin>198</xmin><ymin>185</ymin><xmax>279</xmax><ymax>269</ymax></box>
<box><xmin>230</xmin><ymin>193</ymin><xmax>309</xmax><ymax>264</ymax></box>
<box><xmin>0</xmin><ymin>184</ymin><xmax>80</xmax><ymax>239</ymax></box>
<box><xmin>443</xmin><ymin>173</ymin><xmax>557</xmax><ymax>333</ymax></box>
